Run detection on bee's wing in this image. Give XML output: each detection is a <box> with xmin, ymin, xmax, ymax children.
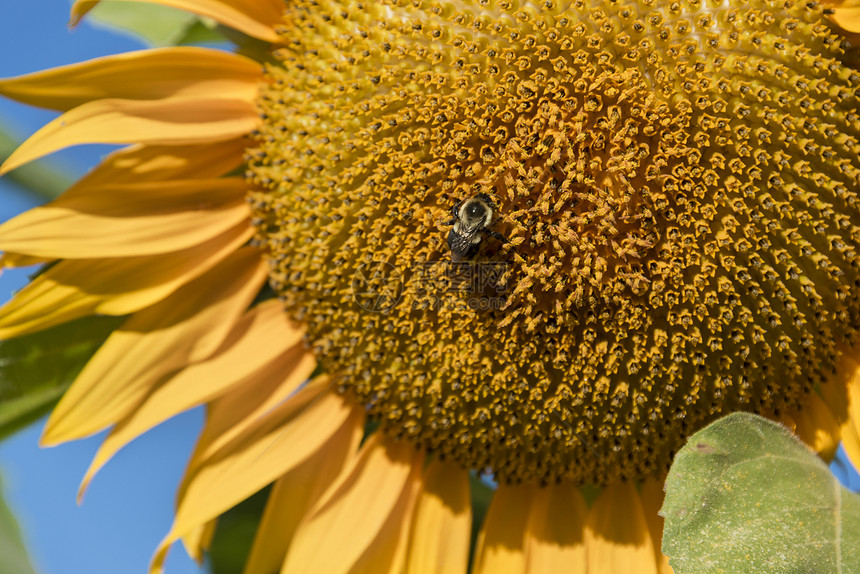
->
<box><xmin>460</xmin><ymin>218</ymin><xmax>484</xmax><ymax>236</ymax></box>
<box><xmin>447</xmin><ymin>228</ymin><xmax>478</xmax><ymax>261</ymax></box>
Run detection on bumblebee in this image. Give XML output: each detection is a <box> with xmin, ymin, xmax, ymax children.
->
<box><xmin>446</xmin><ymin>193</ymin><xmax>507</xmax><ymax>262</ymax></box>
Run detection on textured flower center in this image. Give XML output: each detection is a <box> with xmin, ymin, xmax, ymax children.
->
<box><xmin>248</xmin><ymin>0</ymin><xmax>860</xmax><ymax>484</ymax></box>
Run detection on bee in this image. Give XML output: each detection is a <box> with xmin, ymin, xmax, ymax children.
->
<box><xmin>446</xmin><ymin>193</ymin><xmax>508</xmax><ymax>262</ymax></box>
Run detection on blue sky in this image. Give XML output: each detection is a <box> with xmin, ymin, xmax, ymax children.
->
<box><xmin>0</xmin><ymin>2</ymin><xmax>206</xmax><ymax>573</ymax></box>
<box><xmin>0</xmin><ymin>2</ymin><xmax>859</xmax><ymax>574</ymax></box>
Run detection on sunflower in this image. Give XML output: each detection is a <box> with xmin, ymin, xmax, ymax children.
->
<box><xmin>3</xmin><ymin>0</ymin><xmax>860</xmax><ymax>571</ymax></box>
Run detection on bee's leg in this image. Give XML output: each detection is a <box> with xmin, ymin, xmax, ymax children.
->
<box><xmin>485</xmin><ymin>229</ymin><xmax>509</xmax><ymax>243</ymax></box>
<box><xmin>450</xmin><ymin>201</ymin><xmax>463</xmax><ymax>219</ymax></box>
<box><xmin>444</xmin><ymin>200</ymin><xmax>463</xmax><ymax>226</ymax></box>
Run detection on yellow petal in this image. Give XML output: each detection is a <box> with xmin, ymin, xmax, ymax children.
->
<box><xmin>831</xmin><ymin>7</ymin><xmax>860</xmax><ymax>33</ymax></box>
<box><xmin>0</xmin><ymin>178</ymin><xmax>250</xmax><ymax>258</ymax></box>
<box><xmin>819</xmin><ymin>358</ymin><xmax>860</xmax><ymax>468</ymax></box>
<box><xmin>282</xmin><ymin>433</ymin><xmax>425</xmax><ymax>574</ymax></box>
<box><xmin>179</xmin><ymin>371</ymin><xmax>332</xmax><ymax>527</ymax></box>
<box><xmin>790</xmin><ymin>391</ymin><xmax>842</xmax><ymax>462</ymax></box>
<box><xmin>821</xmin><ymin>351</ymin><xmax>860</xmax><ymax>463</ymax></box>
<box><xmin>639</xmin><ymin>479</ymin><xmax>673</xmax><ymax>574</ymax></box>
<box><xmin>523</xmin><ymin>483</ymin><xmax>587</xmax><ymax>574</ymax></box>
<box><xmin>0</xmin><ymin>253</ymin><xmax>46</xmax><ymax>268</ymax></box>
<box><xmin>182</xmin><ymin>519</ymin><xmax>217</xmax><ymax>564</ymax></box>
<box><xmin>70</xmin><ymin>139</ymin><xmax>249</xmax><ymax>187</ymax></box>
<box><xmin>0</xmin><ymin>47</ymin><xmax>261</xmax><ymax>112</ymax></box>
<box><xmin>585</xmin><ymin>482</ymin><xmax>658</xmax><ymax>574</ymax></box>
<box><xmin>172</xmin><ymin>362</ymin><xmax>321</xmax><ymax>569</ymax></box>
<box><xmin>405</xmin><ymin>460</ymin><xmax>471</xmax><ymax>574</ymax></box>
<box><xmin>844</xmin><ymin>354</ymin><xmax>860</xmax><ymax>441</ymax></box>
<box><xmin>840</xmin><ymin>420</ymin><xmax>860</xmax><ymax>470</ymax></box>
<box><xmin>41</xmin><ymin>247</ymin><xmax>267</xmax><ymax>446</ymax></box>
<box><xmin>473</xmin><ymin>483</ymin><xmax>536</xmax><ymax>574</ymax></box>
<box><xmin>350</xmin><ymin>460</ymin><xmax>423</xmax><ymax>574</ymax></box>
<box><xmin>71</xmin><ymin>0</ymin><xmax>284</xmax><ymax>43</ymax></box>
<box><xmin>189</xmin><ymin>360</ymin><xmax>323</xmax><ymax>470</ymax></box>
<box><xmin>244</xmin><ymin>479</ymin><xmax>298</xmax><ymax>574</ymax></box>
<box><xmin>0</xmin><ymin>222</ymin><xmax>252</xmax><ymax>339</ymax></box>
<box><xmin>78</xmin><ymin>300</ymin><xmax>308</xmax><ymax>495</ymax></box>
<box><xmin>1</xmin><ymin>97</ymin><xmax>257</xmax><ymax>175</ymax></box>
<box><xmin>243</xmin><ymin>421</ymin><xmax>360</xmax><ymax>574</ymax></box>
<box><xmin>150</xmin><ymin>383</ymin><xmax>364</xmax><ymax>573</ymax></box>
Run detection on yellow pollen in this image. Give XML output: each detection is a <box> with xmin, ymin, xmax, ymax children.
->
<box><xmin>247</xmin><ymin>0</ymin><xmax>860</xmax><ymax>484</ymax></box>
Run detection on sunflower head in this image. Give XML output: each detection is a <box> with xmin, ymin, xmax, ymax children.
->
<box><xmin>247</xmin><ymin>0</ymin><xmax>860</xmax><ymax>485</ymax></box>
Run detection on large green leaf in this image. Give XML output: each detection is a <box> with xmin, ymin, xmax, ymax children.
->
<box><xmin>0</xmin><ymin>474</ymin><xmax>37</xmax><ymax>574</ymax></box>
<box><xmin>0</xmin><ymin>315</ymin><xmax>123</xmax><ymax>441</ymax></box>
<box><xmin>85</xmin><ymin>2</ymin><xmax>225</xmax><ymax>47</ymax></box>
<box><xmin>661</xmin><ymin>412</ymin><xmax>860</xmax><ymax>573</ymax></box>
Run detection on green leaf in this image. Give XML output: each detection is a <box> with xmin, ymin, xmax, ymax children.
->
<box><xmin>0</xmin><ymin>315</ymin><xmax>124</xmax><ymax>441</ymax></box>
<box><xmin>85</xmin><ymin>2</ymin><xmax>225</xmax><ymax>47</ymax></box>
<box><xmin>0</xmin><ymin>474</ymin><xmax>37</xmax><ymax>574</ymax></box>
<box><xmin>661</xmin><ymin>412</ymin><xmax>860</xmax><ymax>574</ymax></box>
<box><xmin>173</xmin><ymin>20</ymin><xmax>227</xmax><ymax>46</ymax></box>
